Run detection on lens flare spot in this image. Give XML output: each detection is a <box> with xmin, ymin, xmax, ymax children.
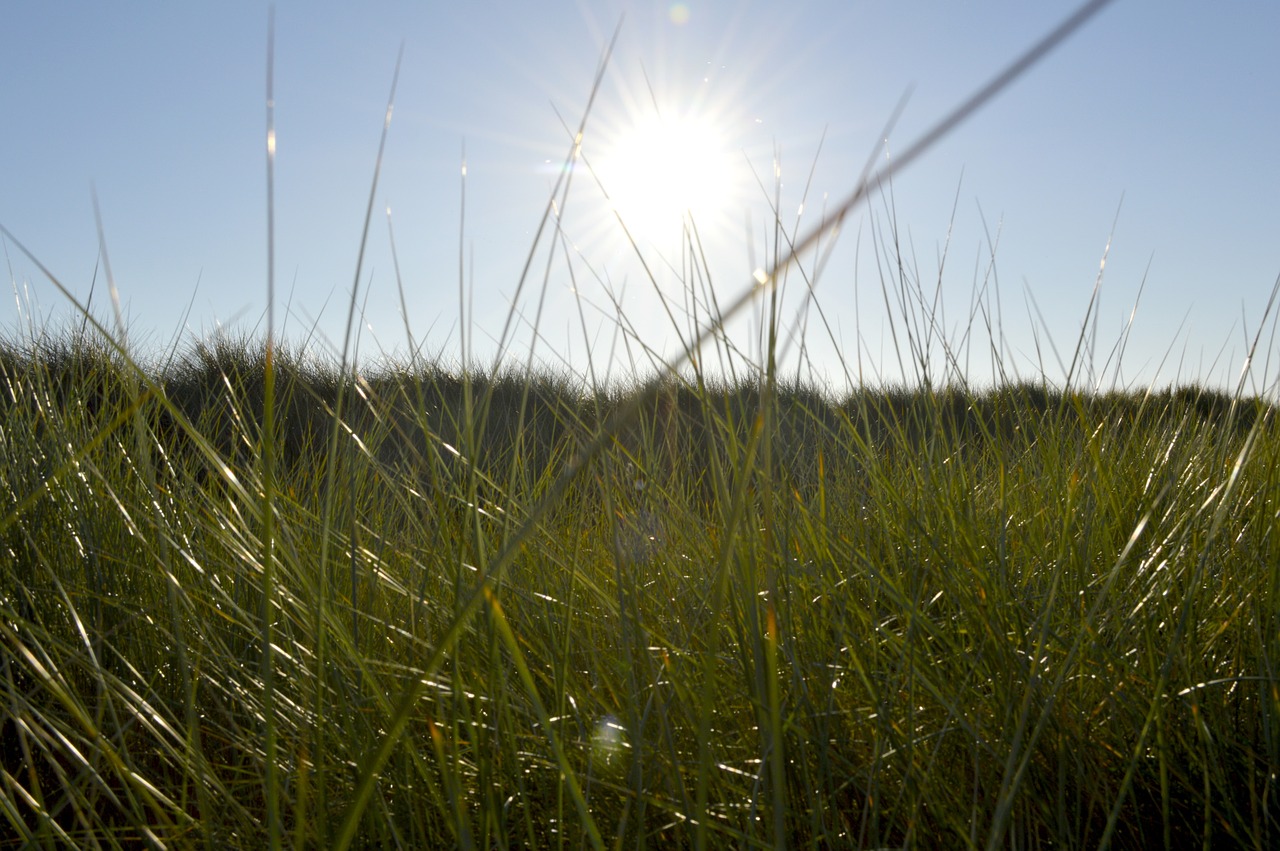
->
<box><xmin>590</xmin><ymin>716</ymin><xmax>627</xmax><ymax>774</ymax></box>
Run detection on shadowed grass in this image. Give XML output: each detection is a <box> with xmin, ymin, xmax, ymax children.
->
<box><xmin>1</xmin><ymin>328</ymin><xmax>1278</xmax><ymax>847</ymax></box>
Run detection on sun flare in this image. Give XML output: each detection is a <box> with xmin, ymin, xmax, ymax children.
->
<box><xmin>594</xmin><ymin>111</ymin><xmax>738</xmax><ymax>245</ymax></box>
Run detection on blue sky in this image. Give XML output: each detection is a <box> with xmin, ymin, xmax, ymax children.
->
<box><xmin>3</xmin><ymin>2</ymin><xmax>1277</xmax><ymax>393</ymax></box>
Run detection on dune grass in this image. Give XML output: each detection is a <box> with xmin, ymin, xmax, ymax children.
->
<box><xmin>2</xmin><ymin>317</ymin><xmax>1279</xmax><ymax>849</ymax></box>
<box><xmin>5</xmin><ymin>1</ymin><xmax>1280</xmax><ymax>847</ymax></box>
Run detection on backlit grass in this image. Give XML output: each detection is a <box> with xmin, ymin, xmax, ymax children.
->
<box><xmin>2</xmin><ymin>331</ymin><xmax>1278</xmax><ymax>848</ymax></box>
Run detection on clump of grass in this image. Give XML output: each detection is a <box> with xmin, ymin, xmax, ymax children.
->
<box><xmin>5</xmin><ymin>1</ymin><xmax>1280</xmax><ymax>847</ymax></box>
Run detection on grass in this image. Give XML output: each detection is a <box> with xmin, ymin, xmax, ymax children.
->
<box><xmin>2</xmin><ymin>326</ymin><xmax>1278</xmax><ymax>849</ymax></box>
<box><xmin>4</xmin><ymin>1</ymin><xmax>1280</xmax><ymax>847</ymax></box>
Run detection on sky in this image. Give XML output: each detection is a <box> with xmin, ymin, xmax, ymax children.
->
<box><xmin>2</xmin><ymin>1</ymin><xmax>1278</xmax><ymax>395</ymax></box>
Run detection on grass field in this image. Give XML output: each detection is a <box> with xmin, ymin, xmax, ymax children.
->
<box><xmin>3</xmin><ymin>318</ymin><xmax>1279</xmax><ymax>848</ymax></box>
<box><xmin>4</xmin><ymin>3</ymin><xmax>1280</xmax><ymax>847</ymax></box>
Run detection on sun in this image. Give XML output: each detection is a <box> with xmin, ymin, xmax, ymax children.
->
<box><xmin>593</xmin><ymin>110</ymin><xmax>739</xmax><ymax>247</ymax></box>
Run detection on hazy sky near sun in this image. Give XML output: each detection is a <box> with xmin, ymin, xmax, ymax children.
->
<box><xmin>2</xmin><ymin>2</ymin><xmax>1278</xmax><ymax>392</ymax></box>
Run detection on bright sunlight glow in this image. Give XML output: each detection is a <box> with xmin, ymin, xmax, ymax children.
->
<box><xmin>594</xmin><ymin>111</ymin><xmax>737</xmax><ymax>246</ymax></box>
